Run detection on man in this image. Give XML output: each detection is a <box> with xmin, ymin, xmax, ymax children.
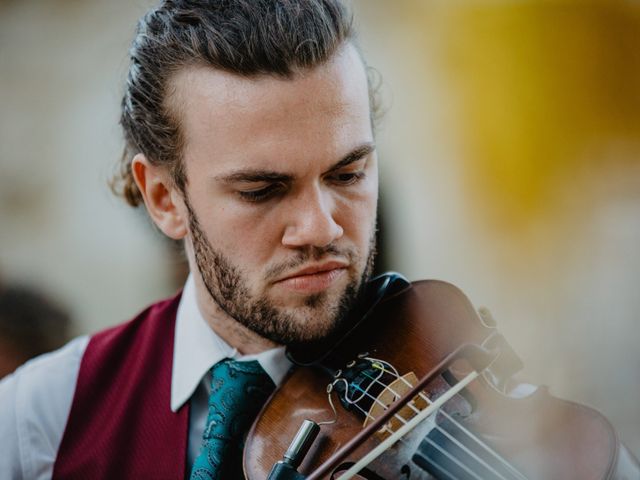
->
<box><xmin>0</xmin><ymin>0</ymin><xmax>378</xmax><ymax>478</ymax></box>
<box><xmin>3</xmin><ymin>2</ymin><xmax>639</xmax><ymax>479</ymax></box>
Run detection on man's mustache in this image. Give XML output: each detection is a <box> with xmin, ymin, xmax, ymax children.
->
<box><xmin>264</xmin><ymin>245</ymin><xmax>357</xmax><ymax>281</ymax></box>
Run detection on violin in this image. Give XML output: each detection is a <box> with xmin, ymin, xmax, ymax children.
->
<box><xmin>244</xmin><ymin>273</ymin><xmax>639</xmax><ymax>479</ymax></box>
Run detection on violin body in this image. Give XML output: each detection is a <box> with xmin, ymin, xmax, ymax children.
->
<box><xmin>245</xmin><ymin>277</ymin><xmax>635</xmax><ymax>479</ymax></box>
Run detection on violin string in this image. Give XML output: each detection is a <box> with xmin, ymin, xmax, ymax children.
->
<box><xmin>333</xmin><ymin>371</ymin><xmax>480</xmax><ymax>480</ymax></box>
<box><xmin>337</xmin><ymin>362</ymin><xmax>440</xmax><ymax>435</ymax></box>
<box><xmin>423</xmin><ymin>416</ymin><xmax>511</xmax><ymax>480</ymax></box>
<box><xmin>346</xmin><ymin>392</ymin><xmax>410</xmax><ymax>446</ymax></box>
<box><xmin>387</xmin><ymin>371</ymin><xmax>525</xmax><ymax>480</ymax></box>
<box><xmin>365</xmin><ymin>360</ymin><xmax>524</xmax><ymax>478</ymax></box>
<box><xmin>330</xmin><ymin>359</ymin><xmax>527</xmax><ymax>480</ymax></box>
<box><xmin>330</xmin><ymin>373</ymin><xmax>409</xmax><ymax>441</ymax></box>
<box><xmin>377</xmin><ymin>379</ymin><xmax>518</xmax><ymax>479</ymax></box>
<box><xmin>351</xmin><ymin>377</ymin><xmax>512</xmax><ymax>480</ymax></box>
<box><xmin>349</xmin><ymin>383</ymin><xmax>389</xmax><ymax>425</ymax></box>
<box><xmin>338</xmin><ymin>364</ymin><xmax>387</xmax><ymax>407</ymax></box>
<box><xmin>318</xmin><ymin>373</ymin><xmax>387</xmax><ymax>427</ymax></box>
<box><xmin>424</xmin><ymin>455</ymin><xmax>464</xmax><ymax>480</ymax></box>
<box><xmin>317</xmin><ymin>364</ymin><xmax>397</xmax><ymax>427</ymax></box>
<box><xmin>362</xmin><ymin>368</ymin><xmax>527</xmax><ymax>480</ymax></box>
<box><xmin>356</xmin><ymin>365</ymin><xmax>528</xmax><ymax>480</ymax></box>
<box><xmin>422</xmin><ymin>435</ymin><xmax>485</xmax><ymax>480</ymax></box>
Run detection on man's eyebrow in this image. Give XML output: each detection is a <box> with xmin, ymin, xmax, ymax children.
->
<box><xmin>215</xmin><ymin>170</ymin><xmax>293</xmax><ymax>184</ymax></box>
<box><xmin>328</xmin><ymin>143</ymin><xmax>376</xmax><ymax>171</ymax></box>
<box><xmin>214</xmin><ymin>143</ymin><xmax>376</xmax><ymax>184</ymax></box>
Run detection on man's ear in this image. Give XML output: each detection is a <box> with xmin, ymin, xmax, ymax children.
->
<box><xmin>131</xmin><ymin>154</ymin><xmax>188</xmax><ymax>240</ymax></box>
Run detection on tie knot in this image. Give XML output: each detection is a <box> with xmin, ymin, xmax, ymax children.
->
<box><xmin>209</xmin><ymin>358</ymin><xmax>275</xmax><ymax>408</ymax></box>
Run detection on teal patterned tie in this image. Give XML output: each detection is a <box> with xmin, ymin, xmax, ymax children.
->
<box><xmin>190</xmin><ymin>358</ymin><xmax>275</xmax><ymax>480</ymax></box>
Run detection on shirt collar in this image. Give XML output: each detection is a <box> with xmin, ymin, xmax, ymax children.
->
<box><xmin>170</xmin><ymin>275</ymin><xmax>292</xmax><ymax>412</ymax></box>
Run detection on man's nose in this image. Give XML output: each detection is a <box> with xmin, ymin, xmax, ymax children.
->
<box><xmin>281</xmin><ymin>186</ymin><xmax>344</xmax><ymax>248</ymax></box>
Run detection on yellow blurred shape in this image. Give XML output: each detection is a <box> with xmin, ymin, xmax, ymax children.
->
<box><xmin>411</xmin><ymin>0</ymin><xmax>640</xmax><ymax>227</ymax></box>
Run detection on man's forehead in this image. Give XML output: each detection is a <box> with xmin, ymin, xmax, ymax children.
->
<box><xmin>166</xmin><ymin>44</ymin><xmax>369</xmax><ymax>125</ymax></box>
<box><xmin>166</xmin><ymin>44</ymin><xmax>373</xmax><ymax>174</ymax></box>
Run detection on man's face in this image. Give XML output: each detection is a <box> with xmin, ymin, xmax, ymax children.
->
<box><xmin>172</xmin><ymin>45</ymin><xmax>378</xmax><ymax>345</ymax></box>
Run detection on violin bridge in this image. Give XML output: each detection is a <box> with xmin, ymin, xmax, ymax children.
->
<box><xmin>363</xmin><ymin>371</ymin><xmax>430</xmax><ymax>440</ymax></box>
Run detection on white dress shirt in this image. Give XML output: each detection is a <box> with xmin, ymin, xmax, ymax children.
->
<box><xmin>0</xmin><ymin>275</ymin><xmax>292</xmax><ymax>480</ymax></box>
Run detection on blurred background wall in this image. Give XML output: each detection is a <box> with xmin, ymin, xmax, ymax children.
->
<box><xmin>1</xmin><ymin>0</ymin><xmax>638</xmax><ymax>454</ymax></box>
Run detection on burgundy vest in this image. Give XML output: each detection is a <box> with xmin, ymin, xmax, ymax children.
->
<box><xmin>52</xmin><ymin>293</ymin><xmax>190</xmax><ymax>479</ymax></box>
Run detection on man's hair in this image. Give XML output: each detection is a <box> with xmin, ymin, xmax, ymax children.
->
<box><xmin>113</xmin><ymin>0</ymin><xmax>377</xmax><ymax>207</ymax></box>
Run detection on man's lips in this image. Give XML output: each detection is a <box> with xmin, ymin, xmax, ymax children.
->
<box><xmin>278</xmin><ymin>261</ymin><xmax>349</xmax><ymax>280</ymax></box>
<box><xmin>273</xmin><ymin>261</ymin><xmax>349</xmax><ymax>293</ymax></box>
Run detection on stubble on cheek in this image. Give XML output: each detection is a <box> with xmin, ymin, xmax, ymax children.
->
<box><xmin>184</xmin><ymin>193</ymin><xmax>378</xmax><ymax>344</ymax></box>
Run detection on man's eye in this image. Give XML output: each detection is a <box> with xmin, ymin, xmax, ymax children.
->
<box><xmin>237</xmin><ymin>183</ymin><xmax>284</xmax><ymax>202</ymax></box>
<box><xmin>329</xmin><ymin>171</ymin><xmax>365</xmax><ymax>185</ymax></box>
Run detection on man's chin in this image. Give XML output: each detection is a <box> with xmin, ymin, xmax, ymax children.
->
<box><xmin>280</xmin><ymin>295</ymin><xmax>358</xmax><ymax>342</ymax></box>
<box><xmin>268</xmin><ymin>281</ymin><xmax>343</xmax><ymax>308</ymax></box>
<box><xmin>249</xmin><ymin>269</ymin><xmax>366</xmax><ymax>344</ymax></box>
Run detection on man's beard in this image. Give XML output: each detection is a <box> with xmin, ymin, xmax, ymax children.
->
<box><xmin>184</xmin><ymin>197</ymin><xmax>377</xmax><ymax>345</ymax></box>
